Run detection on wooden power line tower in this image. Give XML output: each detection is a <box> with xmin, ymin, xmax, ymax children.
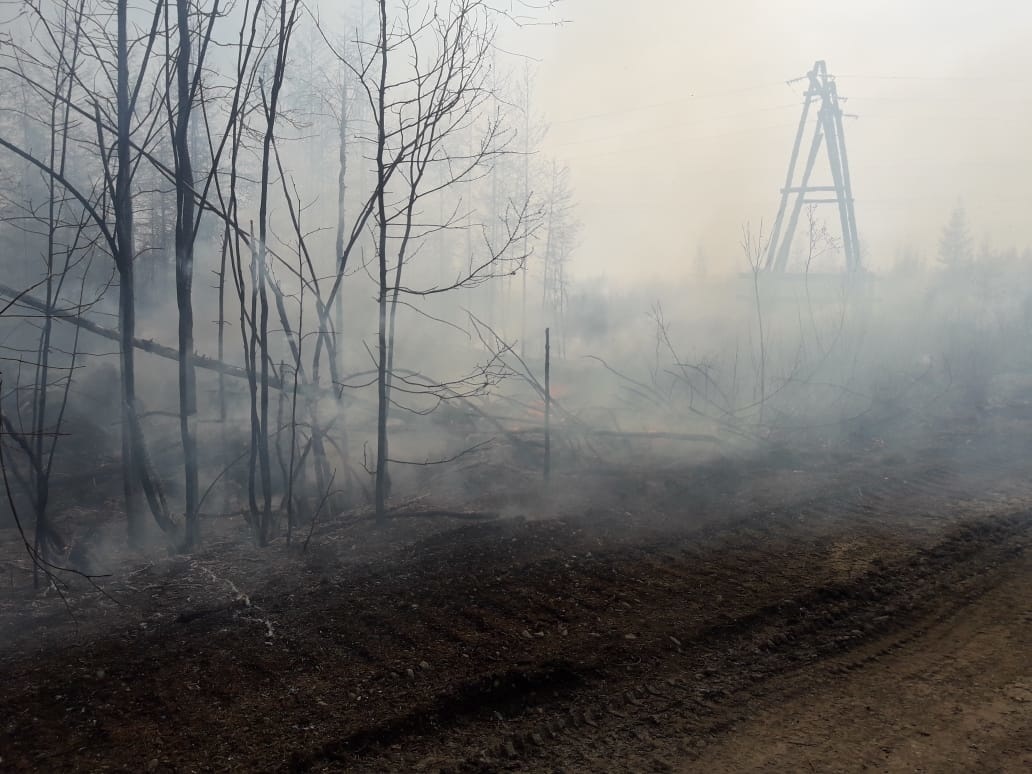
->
<box><xmin>766</xmin><ymin>61</ymin><xmax>860</xmax><ymax>272</ymax></box>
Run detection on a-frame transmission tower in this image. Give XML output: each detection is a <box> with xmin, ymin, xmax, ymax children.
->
<box><xmin>766</xmin><ymin>61</ymin><xmax>860</xmax><ymax>272</ymax></box>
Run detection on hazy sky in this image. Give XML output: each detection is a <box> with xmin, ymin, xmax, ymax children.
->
<box><xmin>514</xmin><ymin>1</ymin><xmax>1032</xmax><ymax>282</ymax></box>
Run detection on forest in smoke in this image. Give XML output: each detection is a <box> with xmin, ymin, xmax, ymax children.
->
<box><xmin>0</xmin><ymin>0</ymin><xmax>580</xmax><ymax>569</ymax></box>
<box><xmin>2</xmin><ymin>0</ymin><xmax>1032</xmax><ymax>588</ymax></box>
<box><xmin>3</xmin><ymin>4</ymin><xmax>1032</xmax><ymax>773</ymax></box>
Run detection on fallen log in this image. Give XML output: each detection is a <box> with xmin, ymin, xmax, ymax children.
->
<box><xmin>587</xmin><ymin>430</ymin><xmax>720</xmax><ymax>443</ymax></box>
<box><xmin>0</xmin><ymin>282</ymin><xmax>286</xmax><ymax>392</ymax></box>
<box><xmin>502</xmin><ymin>427</ymin><xmax>719</xmax><ymax>444</ymax></box>
<box><xmin>372</xmin><ymin>509</ymin><xmax>498</xmax><ymax>521</ymax></box>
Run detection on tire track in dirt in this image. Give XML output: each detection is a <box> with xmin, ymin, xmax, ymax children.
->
<box><xmin>4</xmin><ymin>439</ymin><xmax>1032</xmax><ymax>773</ymax></box>
<box><xmin>444</xmin><ymin>512</ymin><xmax>1032</xmax><ymax>774</ymax></box>
<box><xmin>686</xmin><ymin>544</ymin><xmax>1032</xmax><ymax>773</ymax></box>
<box><xmin>293</xmin><ymin>476</ymin><xmax>1032</xmax><ymax>772</ymax></box>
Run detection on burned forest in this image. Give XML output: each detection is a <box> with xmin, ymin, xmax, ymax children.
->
<box><xmin>1</xmin><ymin>1</ymin><xmax>1031</xmax><ymax>772</ymax></box>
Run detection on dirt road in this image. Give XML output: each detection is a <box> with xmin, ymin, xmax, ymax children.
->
<box><xmin>690</xmin><ymin>548</ymin><xmax>1032</xmax><ymax>773</ymax></box>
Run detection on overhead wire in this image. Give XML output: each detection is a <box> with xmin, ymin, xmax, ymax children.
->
<box><xmin>835</xmin><ymin>73</ymin><xmax>1031</xmax><ymax>83</ymax></box>
<box><xmin>548</xmin><ymin>80</ymin><xmax>790</xmax><ymax>125</ymax></box>
<box><xmin>558</xmin><ymin>121</ymin><xmax>802</xmax><ymax>163</ymax></box>
<box><xmin>546</xmin><ymin>71</ymin><xmax>1032</xmax><ymax>163</ymax></box>
<box><xmin>550</xmin><ymin>102</ymin><xmax>803</xmax><ymax>153</ymax></box>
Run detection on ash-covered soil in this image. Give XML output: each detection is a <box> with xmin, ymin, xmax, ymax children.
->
<box><xmin>1</xmin><ymin>411</ymin><xmax>1031</xmax><ymax>772</ymax></box>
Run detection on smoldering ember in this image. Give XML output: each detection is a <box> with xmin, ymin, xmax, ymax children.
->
<box><xmin>0</xmin><ymin>1</ymin><xmax>1030</xmax><ymax>772</ymax></box>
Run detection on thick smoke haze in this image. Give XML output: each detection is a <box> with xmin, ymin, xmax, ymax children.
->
<box><xmin>510</xmin><ymin>0</ymin><xmax>1032</xmax><ymax>282</ymax></box>
<box><xmin>0</xmin><ymin>0</ymin><xmax>1027</xmax><ymax>564</ymax></box>
<box><xmin>2</xmin><ymin>4</ymin><xmax>1032</xmax><ymax>770</ymax></box>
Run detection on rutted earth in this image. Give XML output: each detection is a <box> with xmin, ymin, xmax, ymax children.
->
<box><xmin>1</xmin><ymin>413</ymin><xmax>1031</xmax><ymax>772</ymax></box>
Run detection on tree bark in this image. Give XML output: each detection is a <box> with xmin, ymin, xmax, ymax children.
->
<box><xmin>174</xmin><ymin>0</ymin><xmax>200</xmax><ymax>549</ymax></box>
<box><xmin>373</xmin><ymin>0</ymin><xmax>390</xmax><ymax>522</ymax></box>
<box><xmin>334</xmin><ymin>77</ymin><xmax>348</xmax><ymax>376</ymax></box>
<box><xmin>116</xmin><ymin>0</ymin><xmax>144</xmax><ymax>545</ymax></box>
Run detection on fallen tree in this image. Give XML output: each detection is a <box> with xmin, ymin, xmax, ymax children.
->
<box><xmin>0</xmin><ymin>281</ymin><xmax>292</xmax><ymax>393</ymax></box>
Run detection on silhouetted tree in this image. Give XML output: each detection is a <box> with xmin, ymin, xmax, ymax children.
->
<box><xmin>938</xmin><ymin>203</ymin><xmax>972</xmax><ymax>268</ymax></box>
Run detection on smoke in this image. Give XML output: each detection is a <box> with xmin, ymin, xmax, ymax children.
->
<box><xmin>514</xmin><ymin>0</ymin><xmax>1032</xmax><ymax>282</ymax></box>
<box><xmin>3</xmin><ymin>0</ymin><xmax>1032</xmax><ymax>585</ymax></box>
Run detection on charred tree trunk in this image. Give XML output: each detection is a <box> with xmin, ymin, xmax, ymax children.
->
<box><xmin>116</xmin><ymin>0</ymin><xmax>144</xmax><ymax>545</ymax></box>
<box><xmin>253</xmin><ymin>0</ymin><xmax>298</xmax><ymax>544</ymax></box>
<box><xmin>174</xmin><ymin>0</ymin><xmax>200</xmax><ymax>549</ymax></box>
<box><xmin>373</xmin><ymin>0</ymin><xmax>390</xmax><ymax>522</ymax></box>
<box><xmin>544</xmin><ymin>326</ymin><xmax>551</xmax><ymax>482</ymax></box>
<box><xmin>217</xmin><ymin>230</ymin><xmax>229</xmax><ymax>422</ymax></box>
<box><xmin>334</xmin><ymin>77</ymin><xmax>348</xmax><ymax>376</ymax></box>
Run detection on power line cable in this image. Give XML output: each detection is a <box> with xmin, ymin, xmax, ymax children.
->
<box><xmin>549</xmin><ymin>81</ymin><xmax>788</xmax><ymax>125</ymax></box>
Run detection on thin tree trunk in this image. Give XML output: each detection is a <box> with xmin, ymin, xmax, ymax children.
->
<box><xmin>542</xmin><ymin>161</ymin><xmax>560</xmax><ymax>319</ymax></box>
<box><xmin>544</xmin><ymin>326</ymin><xmax>551</xmax><ymax>482</ymax></box>
<box><xmin>174</xmin><ymin>0</ymin><xmax>200</xmax><ymax>549</ymax></box>
<box><xmin>253</xmin><ymin>0</ymin><xmax>297</xmax><ymax>543</ymax></box>
<box><xmin>373</xmin><ymin>0</ymin><xmax>390</xmax><ymax>522</ymax></box>
<box><xmin>116</xmin><ymin>0</ymin><xmax>144</xmax><ymax>545</ymax></box>
<box><xmin>31</xmin><ymin>60</ymin><xmax>66</xmax><ymax>583</ymax></box>
<box><xmin>286</xmin><ymin>301</ymin><xmax>302</xmax><ymax>544</ymax></box>
<box><xmin>218</xmin><ymin>229</ymin><xmax>228</xmax><ymax>422</ymax></box>
<box><xmin>334</xmin><ymin>77</ymin><xmax>348</xmax><ymax>376</ymax></box>
<box><xmin>521</xmin><ymin>65</ymin><xmax>530</xmax><ymax>359</ymax></box>
<box><xmin>246</xmin><ymin>234</ymin><xmax>261</xmax><ymax>533</ymax></box>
